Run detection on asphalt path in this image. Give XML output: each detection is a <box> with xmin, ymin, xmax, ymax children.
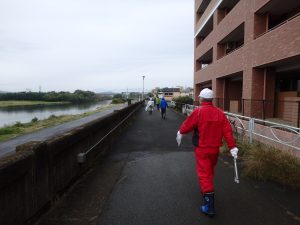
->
<box><xmin>0</xmin><ymin>104</ymin><xmax>126</xmax><ymax>158</ymax></box>
<box><xmin>36</xmin><ymin>107</ymin><xmax>300</xmax><ymax>225</ymax></box>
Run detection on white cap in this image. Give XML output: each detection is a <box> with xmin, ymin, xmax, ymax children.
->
<box><xmin>199</xmin><ymin>88</ymin><xmax>214</xmax><ymax>99</ymax></box>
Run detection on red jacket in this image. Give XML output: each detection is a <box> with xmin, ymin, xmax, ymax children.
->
<box><xmin>179</xmin><ymin>102</ymin><xmax>236</xmax><ymax>149</ymax></box>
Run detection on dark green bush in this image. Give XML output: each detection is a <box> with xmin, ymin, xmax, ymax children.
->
<box><xmin>31</xmin><ymin>117</ymin><xmax>38</xmax><ymax>123</ymax></box>
<box><xmin>0</xmin><ymin>127</ymin><xmax>20</xmax><ymax>135</ymax></box>
<box><xmin>112</xmin><ymin>98</ymin><xmax>125</xmax><ymax>104</ymax></box>
<box><xmin>173</xmin><ymin>96</ymin><xmax>193</xmax><ymax>105</ymax></box>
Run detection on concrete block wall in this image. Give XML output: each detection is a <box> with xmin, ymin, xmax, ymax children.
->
<box><xmin>0</xmin><ymin>102</ymin><xmax>142</xmax><ymax>225</ymax></box>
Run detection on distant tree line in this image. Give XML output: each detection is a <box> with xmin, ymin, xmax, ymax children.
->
<box><xmin>0</xmin><ymin>90</ymin><xmax>111</xmax><ymax>103</ymax></box>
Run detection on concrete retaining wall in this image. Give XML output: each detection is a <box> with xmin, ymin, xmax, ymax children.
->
<box><xmin>0</xmin><ymin>102</ymin><xmax>142</xmax><ymax>225</ymax></box>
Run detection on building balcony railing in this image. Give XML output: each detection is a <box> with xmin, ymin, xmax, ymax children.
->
<box><xmin>255</xmin><ymin>12</ymin><xmax>300</xmax><ymax>39</ymax></box>
<box><xmin>217</xmin><ymin>44</ymin><xmax>244</xmax><ymax>60</ymax></box>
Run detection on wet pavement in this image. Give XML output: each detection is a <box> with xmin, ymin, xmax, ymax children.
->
<box><xmin>36</xmin><ymin>107</ymin><xmax>300</xmax><ymax>225</ymax></box>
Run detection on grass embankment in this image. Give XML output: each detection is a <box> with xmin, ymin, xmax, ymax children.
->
<box><xmin>221</xmin><ymin>138</ymin><xmax>300</xmax><ymax>189</ymax></box>
<box><xmin>0</xmin><ymin>104</ymin><xmax>122</xmax><ymax>142</ymax></box>
<box><xmin>0</xmin><ymin>100</ymin><xmax>69</xmax><ymax>107</ymax></box>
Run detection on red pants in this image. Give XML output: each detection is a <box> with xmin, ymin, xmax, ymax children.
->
<box><xmin>194</xmin><ymin>147</ymin><xmax>219</xmax><ymax>194</ymax></box>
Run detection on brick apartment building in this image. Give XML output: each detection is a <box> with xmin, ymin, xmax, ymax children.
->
<box><xmin>194</xmin><ymin>0</ymin><xmax>300</xmax><ymax>127</ymax></box>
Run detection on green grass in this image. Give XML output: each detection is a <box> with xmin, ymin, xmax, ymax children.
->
<box><xmin>0</xmin><ymin>100</ymin><xmax>69</xmax><ymax>107</ymax></box>
<box><xmin>0</xmin><ymin>103</ymin><xmax>123</xmax><ymax>142</ymax></box>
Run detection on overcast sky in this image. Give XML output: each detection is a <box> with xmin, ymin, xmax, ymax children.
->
<box><xmin>0</xmin><ymin>0</ymin><xmax>194</xmax><ymax>93</ymax></box>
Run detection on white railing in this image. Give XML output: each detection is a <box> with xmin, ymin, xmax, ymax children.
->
<box><xmin>173</xmin><ymin>102</ymin><xmax>300</xmax><ymax>151</ymax></box>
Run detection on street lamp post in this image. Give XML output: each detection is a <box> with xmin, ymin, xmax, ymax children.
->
<box><xmin>142</xmin><ymin>75</ymin><xmax>145</xmax><ymax>100</ymax></box>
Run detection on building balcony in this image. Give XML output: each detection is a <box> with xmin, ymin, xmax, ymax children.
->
<box><xmin>252</xmin><ymin>14</ymin><xmax>300</xmax><ymax>67</ymax></box>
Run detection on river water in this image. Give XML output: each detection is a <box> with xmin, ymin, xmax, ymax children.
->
<box><xmin>0</xmin><ymin>100</ymin><xmax>112</xmax><ymax>128</ymax></box>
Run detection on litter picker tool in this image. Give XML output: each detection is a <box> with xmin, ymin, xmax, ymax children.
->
<box><xmin>233</xmin><ymin>157</ymin><xmax>239</xmax><ymax>183</ymax></box>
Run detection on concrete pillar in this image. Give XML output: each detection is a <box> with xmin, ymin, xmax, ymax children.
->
<box><xmin>244</xmin><ymin>68</ymin><xmax>265</xmax><ymax>118</ymax></box>
<box><xmin>244</xmin><ymin>0</ymin><xmax>255</xmax><ymax>45</ymax></box>
<box><xmin>264</xmin><ymin>68</ymin><xmax>276</xmax><ymax>118</ymax></box>
<box><xmin>242</xmin><ymin>68</ymin><xmax>253</xmax><ymax>117</ymax></box>
<box><xmin>194</xmin><ymin>83</ymin><xmax>201</xmax><ymax>105</ymax></box>
<box><xmin>215</xmin><ymin>78</ymin><xmax>225</xmax><ymax>109</ymax></box>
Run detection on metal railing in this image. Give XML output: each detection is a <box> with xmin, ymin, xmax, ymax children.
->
<box><xmin>214</xmin><ymin>98</ymin><xmax>300</xmax><ymax>128</ymax></box>
<box><xmin>77</xmin><ymin>102</ymin><xmax>142</xmax><ymax>163</ymax></box>
<box><xmin>171</xmin><ymin>101</ymin><xmax>300</xmax><ymax>151</ymax></box>
<box><xmin>226</xmin><ymin>112</ymin><xmax>300</xmax><ymax>151</ymax></box>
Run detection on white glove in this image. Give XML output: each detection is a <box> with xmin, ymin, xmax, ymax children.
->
<box><xmin>176</xmin><ymin>131</ymin><xmax>182</xmax><ymax>146</ymax></box>
<box><xmin>230</xmin><ymin>147</ymin><xmax>239</xmax><ymax>159</ymax></box>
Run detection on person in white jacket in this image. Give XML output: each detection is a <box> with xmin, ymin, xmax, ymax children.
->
<box><xmin>145</xmin><ymin>98</ymin><xmax>154</xmax><ymax>113</ymax></box>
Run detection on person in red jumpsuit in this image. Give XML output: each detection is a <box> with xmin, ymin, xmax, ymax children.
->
<box><xmin>176</xmin><ymin>88</ymin><xmax>238</xmax><ymax>217</ymax></box>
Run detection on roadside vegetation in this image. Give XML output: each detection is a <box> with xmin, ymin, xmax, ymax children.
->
<box><xmin>172</xmin><ymin>96</ymin><xmax>193</xmax><ymax>105</ymax></box>
<box><xmin>111</xmin><ymin>94</ymin><xmax>126</xmax><ymax>104</ymax></box>
<box><xmin>171</xmin><ymin>96</ymin><xmax>194</xmax><ymax>112</ymax></box>
<box><xmin>0</xmin><ymin>103</ymin><xmax>122</xmax><ymax>142</ymax></box>
<box><xmin>221</xmin><ymin>136</ymin><xmax>300</xmax><ymax>190</ymax></box>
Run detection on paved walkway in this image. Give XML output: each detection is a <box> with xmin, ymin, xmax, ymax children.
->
<box><xmin>36</xmin><ymin>107</ymin><xmax>300</xmax><ymax>225</ymax></box>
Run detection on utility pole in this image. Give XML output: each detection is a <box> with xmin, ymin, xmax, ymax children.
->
<box><xmin>142</xmin><ymin>75</ymin><xmax>145</xmax><ymax>100</ymax></box>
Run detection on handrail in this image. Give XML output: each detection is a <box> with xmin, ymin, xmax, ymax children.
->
<box><xmin>77</xmin><ymin>104</ymin><xmax>141</xmax><ymax>163</ymax></box>
<box><xmin>225</xmin><ymin>112</ymin><xmax>300</xmax><ymax>132</ymax></box>
<box><xmin>172</xmin><ymin>101</ymin><xmax>300</xmax><ymax>151</ymax></box>
<box><xmin>217</xmin><ymin>44</ymin><xmax>244</xmax><ymax>60</ymax></box>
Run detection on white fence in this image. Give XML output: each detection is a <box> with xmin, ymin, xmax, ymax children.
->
<box><xmin>171</xmin><ymin>102</ymin><xmax>300</xmax><ymax>153</ymax></box>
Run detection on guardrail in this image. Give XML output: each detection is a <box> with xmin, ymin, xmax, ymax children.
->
<box><xmin>171</xmin><ymin>101</ymin><xmax>300</xmax><ymax>152</ymax></box>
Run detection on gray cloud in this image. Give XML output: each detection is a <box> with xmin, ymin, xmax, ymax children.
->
<box><xmin>0</xmin><ymin>0</ymin><xmax>193</xmax><ymax>92</ymax></box>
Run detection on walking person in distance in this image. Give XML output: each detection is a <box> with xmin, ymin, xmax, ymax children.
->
<box><xmin>159</xmin><ymin>97</ymin><xmax>168</xmax><ymax>119</ymax></box>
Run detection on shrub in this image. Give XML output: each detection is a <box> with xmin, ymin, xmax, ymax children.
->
<box><xmin>0</xmin><ymin>127</ymin><xmax>20</xmax><ymax>135</ymax></box>
<box><xmin>31</xmin><ymin>117</ymin><xmax>38</xmax><ymax>123</ymax></box>
<box><xmin>241</xmin><ymin>142</ymin><xmax>300</xmax><ymax>189</ymax></box>
<box><xmin>172</xmin><ymin>96</ymin><xmax>193</xmax><ymax>105</ymax></box>
<box><xmin>112</xmin><ymin>98</ymin><xmax>125</xmax><ymax>104</ymax></box>
<box><xmin>112</xmin><ymin>94</ymin><xmax>123</xmax><ymax>99</ymax></box>
<box><xmin>48</xmin><ymin>114</ymin><xmax>57</xmax><ymax>119</ymax></box>
<box><xmin>171</xmin><ymin>96</ymin><xmax>193</xmax><ymax>111</ymax></box>
<box><xmin>14</xmin><ymin>121</ymin><xmax>23</xmax><ymax>127</ymax></box>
